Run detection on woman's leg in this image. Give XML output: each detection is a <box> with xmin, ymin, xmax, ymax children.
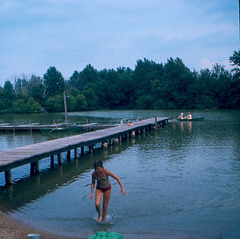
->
<box><xmin>102</xmin><ymin>189</ymin><xmax>111</xmax><ymax>221</ymax></box>
<box><xmin>95</xmin><ymin>189</ymin><xmax>103</xmax><ymax>222</ymax></box>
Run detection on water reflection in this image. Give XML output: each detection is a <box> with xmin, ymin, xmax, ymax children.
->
<box><xmin>173</xmin><ymin>121</ymin><xmax>192</xmax><ymax>132</ymax></box>
<box><xmin>0</xmin><ymin>137</ymin><xmax>136</xmax><ymax>212</ymax></box>
<box><xmin>0</xmin><ymin>110</ymin><xmax>240</xmax><ymax>238</ymax></box>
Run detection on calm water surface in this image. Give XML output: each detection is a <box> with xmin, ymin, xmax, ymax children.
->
<box><xmin>0</xmin><ymin>110</ymin><xmax>240</xmax><ymax>239</ymax></box>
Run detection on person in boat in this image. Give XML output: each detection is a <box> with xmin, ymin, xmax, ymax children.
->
<box><xmin>184</xmin><ymin>112</ymin><xmax>192</xmax><ymax>120</ymax></box>
<box><xmin>178</xmin><ymin>113</ymin><xmax>184</xmax><ymax>119</ymax></box>
<box><xmin>90</xmin><ymin>160</ymin><xmax>126</xmax><ymax>222</ymax></box>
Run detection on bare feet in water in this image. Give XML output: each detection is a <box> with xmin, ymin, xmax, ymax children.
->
<box><xmin>97</xmin><ymin>215</ymin><xmax>101</xmax><ymax>222</ymax></box>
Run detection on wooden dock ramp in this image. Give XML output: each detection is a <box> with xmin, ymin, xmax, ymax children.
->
<box><xmin>0</xmin><ymin>117</ymin><xmax>169</xmax><ymax>186</ymax></box>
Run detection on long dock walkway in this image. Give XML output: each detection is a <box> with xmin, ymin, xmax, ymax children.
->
<box><xmin>0</xmin><ymin>117</ymin><xmax>169</xmax><ymax>186</ymax></box>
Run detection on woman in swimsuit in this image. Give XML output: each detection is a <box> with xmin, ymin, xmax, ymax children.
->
<box><xmin>90</xmin><ymin>160</ymin><xmax>126</xmax><ymax>222</ymax></box>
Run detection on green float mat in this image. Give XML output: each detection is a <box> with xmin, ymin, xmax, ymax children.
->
<box><xmin>89</xmin><ymin>231</ymin><xmax>124</xmax><ymax>239</ymax></box>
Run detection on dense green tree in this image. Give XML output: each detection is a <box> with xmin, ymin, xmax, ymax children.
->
<box><xmin>98</xmin><ymin>69</ymin><xmax>120</xmax><ymax>108</ymax></box>
<box><xmin>28</xmin><ymin>75</ymin><xmax>44</xmax><ymax>104</ymax></box>
<box><xmin>93</xmin><ymin>68</ymin><xmax>135</xmax><ymax>109</ymax></box>
<box><xmin>83</xmin><ymin>88</ymin><xmax>99</xmax><ymax>110</ymax></box>
<box><xmin>153</xmin><ymin>99</ymin><xmax>167</xmax><ymax>109</ymax></box>
<box><xmin>12</xmin><ymin>97</ymin><xmax>42</xmax><ymax>113</ymax></box>
<box><xmin>26</xmin><ymin>97</ymin><xmax>42</xmax><ymax>112</ymax></box>
<box><xmin>43</xmin><ymin>66</ymin><xmax>65</xmax><ymax>97</ymax></box>
<box><xmin>195</xmin><ymin>68</ymin><xmax>215</xmax><ymax>109</ymax></box>
<box><xmin>80</xmin><ymin>64</ymin><xmax>98</xmax><ymax>90</ymax></box>
<box><xmin>134</xmin><ymin>58</ymin><xmax>164</xmax><ymax>99</ymax></box>
<box><xmin>75</xmin><ymin>94</ymin><xmax>88</xmax><ymax>111</ymax></box>
<box><xmin>14</xmin><ymin>75</ymin><xmax>44</xmax><ymax>104</ymax></box>
<box><xmin>117</xmin><ymin>70</ymin><xmax>135</xmax><ymax>108</ymax></box>
<box><xmin>65</xmin><ymin>94</ymin><xmax>77</xmax><ymax>112</ymax></box>
<box><xmin>69</xmin><ymin>70</ymin><xmax>81</xmax><ymax>89</ymax></box>
<box><xmin>68</xmin><ymin>65</ymin><xmax>99</xmax><ymax>93</ymax></box>
<box><xmin>12</xmin><ymin>99</ymin><xmax>25</xmax><ymax>113</ymax></box>
<box><xmin>15</xmin><ymin>78</ymin><xmax>24</xmax><ymax>96</ymax></box>
<box><xmin>45</xmin><ymin>95</ymin><xmax>64</xmax><ymax>112</ymax></box>
<box><xmin>0</xmin><ymin>86</ymin><xmax>5</xmax><ymax>110</ymax></box>
<box><xmin>93</xmin><ymin>78</ymin><xmax>109</xmax><ymax>108</ymax></box>
<box><xmin>1</xmin><ymin>51</ymin><xmax>240</xmax><ymax>113</ymax></box>
<box><xmin>211</xmin><ymin>64</ymin><xmax>233</xmax><ymax>109</ymax></box>
<box><xmin>194</xmin><ymin>64</ymin><xmax>233</xmax><ymax>109</ymax></box>
<box><xmin>227</xmin><ymin>80</ymin><xmax>240</xmax><ymax>109</ymax></box>
<box><xmin>136</xmin><ymin>95</ymin><xmax>154</xmax><ymax>109</ymax></box>
<box><xmin>70</xmin><ymin>87</ymin><xmax>81</xmax><ymax>97</ymax></box>
<box><xmin>229</xmin><ymin>50</ymin><xmax>240</xmax><ymax>80</ymax></box>
<box><xmin>163</xmin><ymin>57</ymin><xmax>195</xmax><ymax>109</ymax></box>
<box><xmin>1</xmin><ymin>81</ymin><xmax>15</xmax><ymax>109</ymax></box>
<box><xmin>228</xmin><ymin>50</ymin><xmax>240</xmax><ymax>109</ymax></box>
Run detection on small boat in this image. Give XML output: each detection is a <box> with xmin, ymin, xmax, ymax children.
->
<box><xmin>178</xmin><ymin>117</ymin><xmax>205</xmax><ymax>121</ymax></box>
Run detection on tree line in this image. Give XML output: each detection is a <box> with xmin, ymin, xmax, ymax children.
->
<box><xmin>0</xmin><ymin>50</ymin><xmax>239</xmax><ymax>113</ymax></box>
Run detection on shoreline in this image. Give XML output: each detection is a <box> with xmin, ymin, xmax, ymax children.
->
<box><xmin>0</xmin><ymin>211</ymin><xmax>208</xmax><ymax>239</ymax></box>
<box><xmin>0</xmin><ymin>211</ymin><xmax>83</xmax><ymax>239</ymax></box>
<box><xmin>0</xmin><ymin>211</ymin><xmax>183</xmax><ymax>239</ymax></box>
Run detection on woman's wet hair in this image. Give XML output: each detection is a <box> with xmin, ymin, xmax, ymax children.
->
<box><xmin>94</xmin><ymin>160</ymin><xmax>103</xmax><ymax>170</ymax></box>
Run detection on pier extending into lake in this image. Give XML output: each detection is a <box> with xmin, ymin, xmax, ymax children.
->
<box><xmin>0</xmin><ymin>117</ymin><xmax>169</xmax><ymax>186</ymax></box>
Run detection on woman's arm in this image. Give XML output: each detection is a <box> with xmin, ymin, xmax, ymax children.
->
<box><xmin>90</xmin><ymin>172</ymin><xmax>95</xmax><ymax>199</ymax></box>
<box><xmin>105</xmin><ymin>169</ymin><xmax>126</xmax><ymax>195</ymax></box>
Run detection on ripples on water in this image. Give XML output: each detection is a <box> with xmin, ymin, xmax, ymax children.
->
<box><xmin>0</xmin><ymin>110</ymin><xmax>240</xmax><ymax>238</ymax></box>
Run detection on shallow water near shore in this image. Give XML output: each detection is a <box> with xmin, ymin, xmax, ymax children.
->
<box><xmin>0</xmin><ymin>110</ymin><xmax>240</xmax><ymax>238</ymax></box>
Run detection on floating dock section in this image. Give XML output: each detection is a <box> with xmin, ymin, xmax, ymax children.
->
<box><xmin>0</xmin><ymin>117</ymin><xmax>169</xmax><ymax>186</ymax></box>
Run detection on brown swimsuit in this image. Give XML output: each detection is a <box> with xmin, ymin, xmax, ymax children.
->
<box><xmin>95</xmin><ymin>169</ymin><xmax>111</xmax><ymax>193</ymax></box>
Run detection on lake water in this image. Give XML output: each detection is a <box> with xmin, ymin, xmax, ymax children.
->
<box><xmin>0</xmin><ymin>110</ymin><xmax>240</xmax><ymax>239</ymax></box>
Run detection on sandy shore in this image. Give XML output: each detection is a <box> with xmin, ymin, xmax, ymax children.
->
<box><xmin>0</xmin><ymin>211</ymin><xmax>84</xmax><ymax>239</ymax></box>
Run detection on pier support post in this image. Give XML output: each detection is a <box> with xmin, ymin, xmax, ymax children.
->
<box><xmin>118</xmin><ymin>135</ymin><xmax>122</xmax><ymax>142</ymax></box>
<box><xmin>58</xmin><ymin>154</ymin><xmax>63</xmax><ymax>165</ymax></box>
<box><xmin>131</xmin><ymin>131</ymin><xmax>135</xmax><ymax>138</ymax></box>
<box><xmin>155</xmin><ymin>116</ymin><xmax>158</xmax><ymax>129</ymax></box>
<box><xmin>81</xmin><ymin>146</ymin><xmax>84</xmax><ymax>156</ymax></box>
<box><xmin>51</xmin><ymin>155</ymin><xmax>54</xmax><ymax>168</ymax></box>
<box><xmin>30</xmin><ymin>161</ymin><xmax>39</xmax><ymax>175</ymax></box>
<box><xmin>89</xmin><ymin>145</ymin><xmax>94</xmax><ymax>153</ymax></box>
<box><xmin>67</xmin><ymin>150</ymin><xmax>71</xmax><ymax>162</ymax></box>
<box><xmin>110</xmin><ymin>138</ymin><xmax>114</xmax><ymax>145</ymax></box>
<box><xmin>5</xmin><ymin>170</ymin><xmax>12</xmax><ymax>185</ymax></box>
<box><xmin>74</xmin><ymin>148</ymin><xmax>78</xmax><ymax>159</ymax></box>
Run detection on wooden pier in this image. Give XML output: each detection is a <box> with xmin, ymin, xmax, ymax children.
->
<box><xmin>0</xmin><ymin>117</ymin><xmax>169</xmax><ymax>186</ymax></box>
<box><xmin>0</xmin><ymin>122</ymin><xmax>112</xmax><ymax>133</ymax></box>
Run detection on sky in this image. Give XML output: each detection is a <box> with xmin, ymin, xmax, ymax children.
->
<box><xmin>0</xmin><ymin>0</ymin><xmax>239</xmax><ymax>86</ymax></box>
